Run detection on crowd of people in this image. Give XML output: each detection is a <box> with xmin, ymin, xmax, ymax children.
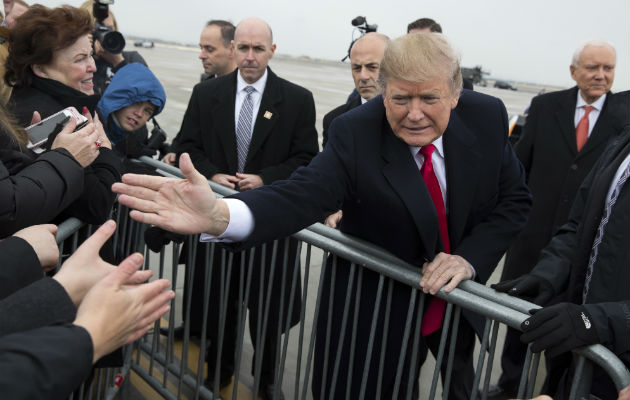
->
<box><xmin>0</xmin><ymin>2</ymin><xmax>628</xmax><ymax>400</ymax></box>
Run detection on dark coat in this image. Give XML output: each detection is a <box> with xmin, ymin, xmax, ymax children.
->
<box><xmin>531</xmin><ymin>130</ymin><xmax>630</xmax><ymax>399</ymax></box>
<box><xmin>5</xmin><ymin>77</ymin><xmax>122</xmax><ymax>228</ymax></box>
<box><xmin>177</xmin><ymin>68</ymin><xmax>318</xmax><ymax>340</ymax></box>
<box><xmin>234</xmin><ymin>90</ymin><xmax>532</xmax><ymax>398</ymax></box>
<box><xmin>0</xmin><ymin>276</ymin><xmax>92</xmax><ymax>400</ymax></box>
<box><xmin>503</xmin><ymin>87</ymin><xmax>627</xmax><ymax>280</ymax></box>
<box><xmin>322</xmin><ymin>94</ymin><xmax>362</xmax><ymax>148</ymax></box>
<box><xmin>532</xmin><ymin>130</ymin><xmax>630</xmax><ymax>357</ymax></box>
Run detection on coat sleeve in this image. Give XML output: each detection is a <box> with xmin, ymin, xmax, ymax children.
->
<box><xmin>0</xmin><ymin>148</ymin><xmax>84</xmax><ymax>238</ymax></box>
<box><xmin>0</xmin><ymin>278</ymin><xmax>77</xmax><ymax>337</ymax></box>
<box><xmin>0</xmin><ymin>236</ymin><xmax>43</xmax><ymax>301</ymax></box>
<box><xmin>0</xmin><ymin>325</ymin><xmax>93</xmax><ymax>400</ymax></box>
<box><xmin>176</xmin><ymin>84</ymin><xmax>223</xmax><ymax>179</ymax></box>
<box><xmin>258</xmin><ymin>90</ymin><xmax>319</xmax><ymax>184</ymax></box>
<box><xmin>61</xmin><ymin>147</ymin><xmax>122</xmax><ymax>224</ymax></box>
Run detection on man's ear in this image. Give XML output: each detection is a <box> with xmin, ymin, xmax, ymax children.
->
<box><xmin>31</xmin><ymin>64</ymin><xmax>47</xmax><ymax>79</ymax></box>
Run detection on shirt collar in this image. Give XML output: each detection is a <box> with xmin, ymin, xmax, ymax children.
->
<box><xmin>236</xmin><ymin>68</ymin><xmax>268</xmax><ymax>94</ymax></box>
<box><xmin>576</xmin><ymin>90</ymin><xmax>607</xmax><ymax>111</ymax></box>
<box><xmin>409</xmin><ymin>135</ymin><xmax>445</xmax><ymax>159</ymax></box>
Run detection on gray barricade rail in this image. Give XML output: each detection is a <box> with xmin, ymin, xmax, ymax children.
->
<box><xmin>56</xmin><ymin>157</ymin><xmax>628</xmax><ymax>400</ymax></box>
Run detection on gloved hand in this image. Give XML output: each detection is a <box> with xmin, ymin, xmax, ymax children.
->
<box><xmin>492</xmin><ymin>274</ymin><xmax>554</xmax><ymax>306</ymax></box>
<box><xmin>144</xmin><ymin>226</ymin><xmax>185</xmax><ymax>253</ymax></box>
<box><xmin>520</xmin><ymin>303</ymin><xmax>599</xmax><ymax>358</ymax></box>
<box><xmin>116</xmin><ymin>133</ymin><xmax>157</xmax><ymax>159</ymax></box>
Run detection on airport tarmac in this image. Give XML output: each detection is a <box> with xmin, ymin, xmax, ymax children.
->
<box><xmin>133</xmin><ymin>43</ymin><xmax>548</xmax><ymax>399</ymax></box>
<box><xmin>132</xmin><ymin>43</ymin><xmax>559</xmax><ymax>148</ymax></box>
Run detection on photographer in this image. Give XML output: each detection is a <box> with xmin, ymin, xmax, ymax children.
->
<box><xmin>79</xmin><ymin>0</ymin><xmax>147</xmax><ymax>97</ymax></box>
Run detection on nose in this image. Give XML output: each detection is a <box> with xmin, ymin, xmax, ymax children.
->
<box><xmin>594</xmin><ymin>66</ymin><xmax>605</xmax><ymax>80</ymax></box>
<box><xmin>407</xmin><ymin>99</ymin><xmax>424</xmax><ymax>121</ymax></box>
<box><xmin>245</xmin><ymin>49</ymin><xmax>255</xmax><ymax>60</ymax></box>
<box><xmin>199</xmin><ymin>49</ymin><xmax>207</xmax><ymax>60</ymax></box>
<box><xmin>87</xmin><ymin>55</ymin><xmax>96</xmax><ymax>72</ymax></box>
<box><xmin>358</xmin><ymin>67</ymin><xmax>370</xmax><ymax>81</ymax></box>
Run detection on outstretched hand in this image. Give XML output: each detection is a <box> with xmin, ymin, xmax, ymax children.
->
<box><xmin>53</xmin><ymin>220</ymin><xmax>153</xmax><ymax>305</ymax></box>
<box><xmin>112</xmin><ymin>153</ymin><xmax>230</xmax><ymax>236</ymax></box>
<box><xmin>74</xmin><ymin>251</ymin><xmax>173</xmax><ymax>363</ymax></box>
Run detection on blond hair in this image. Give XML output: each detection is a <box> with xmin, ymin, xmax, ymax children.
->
<box><xmin>378</xmin><ymin>32</ymin><xmax>462</xmax><ymax>96</ymax></box>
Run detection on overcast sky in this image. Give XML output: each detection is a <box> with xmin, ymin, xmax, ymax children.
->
<box><xmin>33</xmin><ymin>0</ymin><xmax>630</xmax><ymax>91</ymax></box>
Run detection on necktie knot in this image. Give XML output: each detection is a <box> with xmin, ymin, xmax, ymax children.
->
<box><xmin>244</xmin><ymin>86</ymin><xmax>255</xmax><ymax>95</ymax></box>
<box><xmin>583</xmin><ymin>105</ymin><xmax>594</xmax><ymax>115</ymax></box>
<box><xmin>419</xmin><ymin>144</ymin><xmax>436</xmax><ymax>160</ymax></box>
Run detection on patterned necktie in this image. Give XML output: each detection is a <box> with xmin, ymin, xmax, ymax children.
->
<box><xmin>236</xmin><ymin>86</ymin><xmax>256</xmax><ymax>173</ymax></box>
<box><xmin>418</xmin><ymin>144</ymin><xmax>450</xmax><ymax>336</ymax></box>
<box><xmin>583</xmin><ymin>161</ymin><xmax>630</xmax><ymax>302</ymax></box>
<box><xmin>576</xmin><ymin>105</ymin><xmax>594</xmax><ymax>152</ymax></box>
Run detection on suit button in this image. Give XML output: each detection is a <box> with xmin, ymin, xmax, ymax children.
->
<box><xmin>570</xmin><ymin>164</ymin><xmax>578</xmax><ymax>170</ymax></box>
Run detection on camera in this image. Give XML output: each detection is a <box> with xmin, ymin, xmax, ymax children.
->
<box><xmin>342</xmin><ymin>16</ymin><xmax>378</xmax><ymax>62</ymax></box>
<box><xmin>92</xmin><ymin>0</ymin><xmax>125</xmax><ymax>54</ymax></box>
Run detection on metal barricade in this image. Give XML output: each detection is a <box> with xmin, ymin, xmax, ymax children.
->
<box><xmin>64</xmin><ymin>157</ymin><xmax>629</xmax><ymax>400</ymax></box>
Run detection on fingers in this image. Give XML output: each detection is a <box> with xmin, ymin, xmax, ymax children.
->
<box><xmin>74</xmin><ymin>220</ymin><xmax>117</xmax><ymax>257</ymax></box>
<box><xmin>117</xmin><ymin>173</ymin><xmax>175</xmax><ymax>192</ymax></box>
<box><xmin>59</xmin><ymin>117</ymin><xmax>78</xmax><ymax>135</ymax></box>
<box><xmin>30</xmin><ymin>111</ymin><xmax>41</xmax><ymax>125</ymax></box>
<box><xmin>41</xmin><ymin>223</ymin><xmax>58</xmax><ymax>236</ymax></box>
<box><xmin>179</xmin><ymin>153</ymin><xmax>207</xmax><ymax>186</ymax></box>
<box><xmin>420</xmin><ymin>253</ymin><xmax>473</xmax><ymax>294</ymax></box>
<box><xmin>125</xmin><ymin>269</ymin><xmax>154</xmax><ymax>285</ymax></box>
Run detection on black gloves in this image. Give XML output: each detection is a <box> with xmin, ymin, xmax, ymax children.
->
<box><xmin>144</xmin><ymin>226</ymin><xmax>185</xmax><ymax>253</ymax></box>
<box><xmin>520</xmin><ymin>303</ymin><xmax>600</xmax><ymax>358</ymax></box>
<box><xmin>492</xmin><ymin>274</ymin><xmax>555</xmax><ymax>306</ymax></box>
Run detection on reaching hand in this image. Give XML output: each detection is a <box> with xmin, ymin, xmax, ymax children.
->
<box><xmin>112</xmin><ymin>153</ymin><xmax>230</xmax><ymax>236</ymax></box>
<box><xmin>420</xmin><ymin>252</ymin><xmax>474</xmax><ymax>294</ymax></box>
<box><xmin>520</xmin><ymin>302</ymin><xmax>599</xmax><ymax>358</ymax></box>
<box><xmin>492</xmin><ymin>274</ymin><xmax>555</xmax><ymax>306</ymax></box>
<box><xmin>73</xmin><ymin>251</ymin><xmax>173</xmax><ymax>363</ymax></box>
<box><xmin>53</xmin><ymin>220</ymin><xmax>153</xmax><ymax>305</ymax></box>
<box><xmin>12</xmin><ymin>224</ymin><xmax>59</xmax><ymax>272</ymax></box>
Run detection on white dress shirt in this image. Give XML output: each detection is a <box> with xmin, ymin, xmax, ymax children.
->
<box><xmin>574</xmin><ymin>92</ymin><xmax>606</xmax><ymax>138</ymax></box>
<box><xmin>234</xmin><ymin>69</ymin><xmax>268</xmax><ymax>137</ymax></box>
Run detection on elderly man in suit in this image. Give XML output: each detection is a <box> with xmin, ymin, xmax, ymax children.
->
<box><xmin>175</xmin><ymin>17</ymin><xmax>318</xmax><ymax>400</ymax></box>
<box><xmin>494</xmin><ymin>40</ymin><xmax>625</xmax><ymax>399</ymax></box>
<box><xmin>114</xmin><ymin>33</ymin><xmax>531</xmax><ymax>399</ymax></box>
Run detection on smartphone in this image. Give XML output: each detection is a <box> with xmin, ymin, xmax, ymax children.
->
<box><xmin>25</xmin><ymin>107</ymin><xmax>89</xmax><ymax>150</ymax></box>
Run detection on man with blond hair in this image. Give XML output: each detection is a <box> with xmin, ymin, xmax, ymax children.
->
<box><xmin>114</xmin><ymin>33</ymin><xmax>531</xmax><ymax>399</ymax></box>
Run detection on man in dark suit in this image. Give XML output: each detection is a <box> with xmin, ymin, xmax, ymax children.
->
<box><xmin>322</xmin><ymin>32</ymin><xmax>389</xmax><ymax>148</ymax></box>
<box><xmin>495</xmin><ymin>128</ymin><xmax>630</xmax><ymax>399</ymax></box>
<box><xmin>176</xmin><ymin>17</ymin><xmax>318</xmax><ymax>399</ymax></box>
<box><xmin>495</xmin><ymin>40</ymin><xmax>624</xmax><ymax>399</ymax></box>
<box><xmin>114</xmin><ymin>33</ymin><xmax>531</xmax><ymax>399</ymax></box>
<box><xmin>162</xmin><ymin>20</ymin><xmax>237</xmax><ymax>165</ymax></box>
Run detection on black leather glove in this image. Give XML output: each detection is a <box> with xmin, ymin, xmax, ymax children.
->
<box><xmin>144</xmin><ymin>226</ymin><xmax>185</xmax><ymax>253</ymax></box>
<box><xmin>520</xmin><ymin>303</ymin><xmax>599</xmax><ymax>358</ymax></box>
<box><xmin>491</xmin><ymin>274</ymin><xmax>554</xmax><ymax>306</ymax></box>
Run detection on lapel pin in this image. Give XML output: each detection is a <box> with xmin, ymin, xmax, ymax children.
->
<box><xmin>264</xmin><ymin>111</ymin><xmax>273</xmax><ymax>119</ymax></box>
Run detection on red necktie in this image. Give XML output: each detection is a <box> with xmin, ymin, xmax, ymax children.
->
<box><xmin>576</xmin><ymin>105</ymin><xmax>594</xmax><ymax>152</ymax></box>
<box><xmin>418</xmin><ymin>144</ymin><xmax>450</xmax><ymax>336</ymax></box>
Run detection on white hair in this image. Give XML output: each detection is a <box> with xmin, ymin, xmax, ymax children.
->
<box><xmin>571</xmin><ymin>40</ymin><xmax>616</xmax><ymax>67</ymax></box>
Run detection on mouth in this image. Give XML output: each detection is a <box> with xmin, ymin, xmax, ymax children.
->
<box><xmin>81</xmin><ymin>77</ymin><xmax>93</xmax><ymax>88</ymax></box>
<box><xmin>403</xmin><ymin>125</ymin><xmax>431</xmax><ymax>134</ymax></box>
<box><xmin>126</xmin><ymin>117</ymin><xmax>138</xmax><ymax>127</ymax></box>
